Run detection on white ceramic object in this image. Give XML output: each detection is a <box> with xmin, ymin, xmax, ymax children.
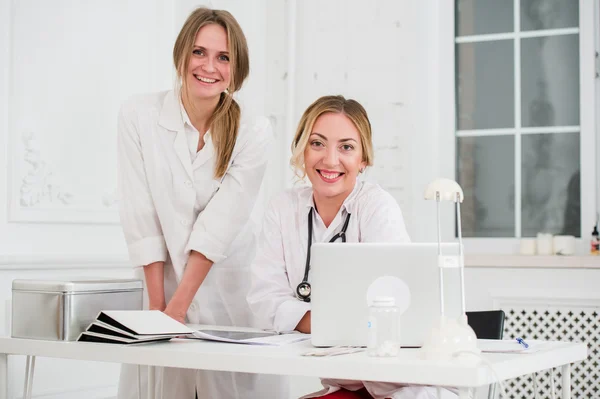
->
<box><xmin>536</xmin><ymin>233</ymin><xmax>554</xmax><ymax>255</ymax></box>
<box><xmin>519</xmin><ymin>239</ymin><xmax>537</xmax><ymax>255</ymax></box>
<box><xmin>553</xmin><ymin>235</ymin><xmax>576</xmax><ymax>256</ymax></box>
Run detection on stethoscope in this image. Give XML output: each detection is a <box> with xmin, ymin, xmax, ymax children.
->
<box><xmin>296</xmin><ymin>207</ymin><xmax>351</xmax><ymax>302</ymax></box>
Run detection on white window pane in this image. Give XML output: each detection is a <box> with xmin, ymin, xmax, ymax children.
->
<box><xmin>521</xmin><ymin>133</ymin><xmax>580</xmax><ymax>237</ymax></box>
<box><xmin>455</xmin><ymin>0</ymin><xmax>514</xmax><ymax>36</ymax></box>
<box><xmin>457</xmin><ymin>136</ymin><xmax>515</xmax><ymax>237</ymax></box>
<box><xmin>520</xmin><ymin>0</ymin><xmax>579</xmax><ymax>31</ymax></box>
<box><xmin>456</xmin><ymin>40</ymin><xmax>515</xmax><ymax>130</ymax></box>
<box><xmin>521</xmin><ymin>35</ymin><xmax>580</xmax><ymax>127</ymax></box>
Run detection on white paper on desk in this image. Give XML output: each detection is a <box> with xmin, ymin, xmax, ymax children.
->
<box><xmin>188</xmin><ymin>329</ymin><xmax>310</xmax><ymax>346</ymax></box>
<box><xmin>478</xmin><ymin>339</ymin><xmax>545</xmax><ymax>354</ymax></box>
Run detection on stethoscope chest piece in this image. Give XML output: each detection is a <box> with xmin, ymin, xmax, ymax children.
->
<box><xmin>295</xmin><ymin>208</ymin><xmax>351</xmax><ymax>303</ymax></box>
<box><xmin>296</xmin><ymin>282</ymin><xmax>311</xmax><ymax>302</ymax></box>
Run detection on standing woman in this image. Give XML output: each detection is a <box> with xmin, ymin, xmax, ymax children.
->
<box><xmin>117</xmin><ymin>7</ymin><xmax>286</xmax><ymax>399</ymax></box>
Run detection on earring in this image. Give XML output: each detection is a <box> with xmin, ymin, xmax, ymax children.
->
<box><xmin>359</xmin><ymin>168</ymin><xmax>365</xmax><ymax>174</ymax></box>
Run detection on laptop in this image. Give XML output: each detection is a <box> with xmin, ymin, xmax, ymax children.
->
<box><xmin>310</xmin><ymin>242</ymin><xmax>462</xmax><ymax>347</ymax></box>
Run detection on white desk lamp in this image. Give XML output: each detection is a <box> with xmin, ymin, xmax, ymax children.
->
<box><xmin>420</xmin><ymin>178</ymin><xmax>480</xmax><ymax>358</ymax></box>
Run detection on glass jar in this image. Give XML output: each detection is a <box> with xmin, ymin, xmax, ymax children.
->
<box><xmin>367</xmin><ymin>296</ymin><xmax>400</xmax><ymax>357</ymax></box>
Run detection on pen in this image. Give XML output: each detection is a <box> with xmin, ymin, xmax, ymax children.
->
<box><xmin>516</xmin><ymin>337</ymin><xmax>529</xmax><ymax>349</ymax></box>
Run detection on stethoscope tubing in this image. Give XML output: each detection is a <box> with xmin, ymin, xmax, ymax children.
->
<box><xmin>296</xmin><ymin>208</ymin><xmax>351</xmax><ymax>302</ymax></box>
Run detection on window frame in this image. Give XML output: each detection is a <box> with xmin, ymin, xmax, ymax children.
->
<box><xmin>437</xmin><ymin>0</ymin><xmax>598</xmax><ymax>253</ymax></box>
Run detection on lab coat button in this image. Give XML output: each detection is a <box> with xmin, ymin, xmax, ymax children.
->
<box><xmin>189</xmin><ymin>302</ymin><xmax>197</xmax><ymax>311</ymax></box>
<box><xmin>180</xmin><ymin>219</ymin><xmax>190</xmax><ymax>226</ymax></box>
<box><xmin>184</xmin><ymin>180</ymin><xmax>193</xmax><ymax>188</ymax></box>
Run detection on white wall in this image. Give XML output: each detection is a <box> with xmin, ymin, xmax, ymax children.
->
<box><xmin>280</xmin><ymin>0</ymin><xmax>442</xmax><ymax>242</ymax></box>
<box><xmin>0</xmin><ymin>1</ymin><xmax>438</xmax><ymax>397</ymax></box>
<box><xmin>1</xmin><ymin>1</ymin><xmax>174</xmax><ymax>397</ymax></box>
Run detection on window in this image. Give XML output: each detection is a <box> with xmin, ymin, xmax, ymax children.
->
<box><xmin>452</xmin><ymin>0</ymin><xmax>597</xmax><ymax>239</ymax></box>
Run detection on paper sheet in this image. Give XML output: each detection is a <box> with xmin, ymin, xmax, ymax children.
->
<box><xmin>478</xmin><ymin>339</ymin><xmax>545</xmax><ymax>354</ymax></box>
<box><xmin>188</xmin><ymin>329</ymin><xmax>310</xmax><ymax>346</ymax></box>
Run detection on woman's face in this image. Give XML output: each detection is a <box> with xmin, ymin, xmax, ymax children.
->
<box><xmin>304</xmin><ymin>112</ymin><xmax>366</xmax><ymax>203</ymax></box>
<box><xmin>185</xmin><ymin>23</ymin><xmax>231</xmax><ymax>101</ymax></box>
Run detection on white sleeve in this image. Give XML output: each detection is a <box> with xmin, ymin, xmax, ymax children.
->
<box><xmin>117</xmin><ymin>100</ymin><xmax>168</xmax><ymax>267</ymax></box>
<box><xmin>185</xmin><ymin>118</ymin><xmax>272</xmax><ymax>263</ymax></box>
<box><xmin>247</xmin><ymin>201</ymin><xmax>310</xmax><ymax>332</ymax></box>
<box><xmin>360</xmin><ymin>189</ymin><xmax>411</xmax><ymax>243</ymax></box>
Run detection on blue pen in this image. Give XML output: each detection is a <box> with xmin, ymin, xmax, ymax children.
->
<box><xmin>516</xmin><ymin>337</ymin><xmax>529</xmax><ymax>349</ymax></box>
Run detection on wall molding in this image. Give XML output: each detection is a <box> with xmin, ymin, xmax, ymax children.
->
<box><xmin>19</xmin><ymin>131</ymin><xmax>74</xmax><ymax>208</ymax></box>
<box><xmin>8</xmin><ymin>131</ymin><xmax>120</xmax><ymax>222</ymax></box>
<box><xmin>0</xmin><ymin>254</ymin><xmax>131</xmax><ymax>270</ymax></box>
<box><xmin>8</xmin><ymin>129</ymin><xmax>120</xmax><ymax>223</ymax></box>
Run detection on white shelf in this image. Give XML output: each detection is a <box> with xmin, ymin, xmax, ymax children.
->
<box><xmin>465</xmin><ymin>255</ymin><xmax>600</xmax><ymax>269</ymax></box>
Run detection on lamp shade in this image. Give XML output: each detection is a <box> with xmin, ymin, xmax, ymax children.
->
<box><xmin>424</xmin><ymin>178</ymin><xmax>464</xmax><ymax>202</ymax></box>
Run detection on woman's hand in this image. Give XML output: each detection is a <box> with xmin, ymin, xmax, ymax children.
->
<box><xmin>164</xmin><ymin>303</ymin><xmax>187</xmax><ymax>324</ymax></box>
<box><xmin>295</xmin><ymin>311</ymin><xmax>311</xmax><ymax>334</ymax></box>
<box><xmin>149</xmin><ymin>301</ymin><xmax>166</xmax><ymax>312</ymax></box>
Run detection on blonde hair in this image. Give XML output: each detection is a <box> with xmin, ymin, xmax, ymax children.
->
<box><xmin>290</xmin><ymin>95</ymin><xmax>374</xmax><ymax>179</ymax></box>
<box><xmin>173</xmin><ymin>7</ymin><xmax>249</xmax><ymax>178</ymax></box>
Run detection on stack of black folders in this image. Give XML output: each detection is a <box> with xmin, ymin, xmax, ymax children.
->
<box><xmin>77</xmin><ymin>310</ymin><xmax>194</xmax><ymax>345</ymax></box>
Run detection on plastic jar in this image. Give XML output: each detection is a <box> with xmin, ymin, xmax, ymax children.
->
<box><xmin>367</xmin><ymin>296</ymin><xmax>400</xmax><ymax>357</ymax></box>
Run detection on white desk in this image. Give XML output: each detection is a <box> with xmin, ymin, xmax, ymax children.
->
<box><xmin>0</xmin><ymin>337</ymin><xmax>587</xmax><ymax>399</ymax></box>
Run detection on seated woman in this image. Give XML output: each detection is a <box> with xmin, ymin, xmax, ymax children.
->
<box><xmin>248</xmin><ymin>95</ymin><xmax>444</xmax><ymax>399</ymax></box>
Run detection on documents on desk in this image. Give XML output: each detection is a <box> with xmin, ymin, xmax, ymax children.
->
<box><xmin>76</xmin><ymin>310</ymin><xmax>309</xmax><ymax>346</ymax></box>
<box><xmin>77</xmin><ymin>310</ymin><xmax>194</xmax><ymax>344</ymax></box>
<box><xmin>188</xmin><ymin>329</ymin><xmax>310</xmax><ymax>346</ymax></box>
<box><xmin>477</xmin><ymin>339</ymin><xmax>548</xmax><ymax>354</ymax></box>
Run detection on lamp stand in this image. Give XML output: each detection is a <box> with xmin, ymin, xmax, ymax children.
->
<box><xmin>420</xmin><ymin>179</ymin><xmax>479</xmax><ymax>359</ymax></box>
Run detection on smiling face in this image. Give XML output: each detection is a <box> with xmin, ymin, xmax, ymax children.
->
<box><xmin>304</xmin><ymin>112</ymin><xmax>367</xmax><ymax>204</ymax></box>
<box><xmin>185</xmin><ymin>23</ymin><xmax>231</xmax><ymax>102</ymax></box>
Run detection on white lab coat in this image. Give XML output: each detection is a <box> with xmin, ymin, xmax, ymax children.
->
<box><xmin>116</xmin><ymin>90</ymin><xmax>288</xmax><ymax>399</ymax></box>
<box><xmin>247</xmin><ymin>182</ymin><xmax>455</xmax><ymax>399</ymax></box>
<box><xmin>247</xmin><ymin>181</ymin><xmax>411</xmax><ymax>332</ymax></box>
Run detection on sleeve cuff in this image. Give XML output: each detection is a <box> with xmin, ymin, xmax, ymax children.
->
<box><xmin>127</xmin><ymin>236</ymin><xmax>168</xmax><ymax>267</ymax></box>
<box><xmin>273</xmin><ymin>299</ymin><xmax>311</xmax><ymax>333</ymax></box>
<box><xmin>185</xmin><ymin>230</ymin><xmax>227</xmax><ymax>263</ymax></box>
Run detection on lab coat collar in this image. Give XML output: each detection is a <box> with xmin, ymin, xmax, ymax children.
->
<box><xmin>159</xmin><ymin>90</ymin><xmax>185</xmax><ymax>132</ymax></box>
<box><xmin>158</xmin><ymin>90</ymin><xmax>193</xmax><ymax>178</ymax></box>
<box><xmin>303</xmin><ymin>179</ymin><xmax>363</xmax><ymax>215</ymax></box>
<box><xmin>178</xmin><ymin>97</ymin><xmax>213</xmax><ymax>142</ymax></box>
<box><xmin>178</xmin><ymin>98</ymin><xmax>214</xmax><ymax>169</ymax></box>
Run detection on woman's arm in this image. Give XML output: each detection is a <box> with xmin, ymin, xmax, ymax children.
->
<box><xmin>117</xmin><ymin>98</ymin><xmax>169</xmax><ymax>308</ymax></box>
<box><xmin>184</xmin><ymin>117</ymin><xmax>272</xmax><ymax>264</ymax></box>
<box><xmin>168</xmin><ymin>119</ymin><xmax>272</xmax><ymax>321</ymax></box>
<box><xmin>143</xmin><ymin>261</ymin><xmax>166</xmax><ymax>311</ymax></box>
<box><xmin>247</xmin><ymin>195</ymin><xmax>311</xmax><ymax>332</ymax></box>
<box><xmin>164</xmin><ymin>251</ymin><xmax>213</xmax><ymax>323</ymax></box>
<box><xmin>295</xmin><ymin>311</ymin><xmax>311</xmax><ymax>333</ymax></box>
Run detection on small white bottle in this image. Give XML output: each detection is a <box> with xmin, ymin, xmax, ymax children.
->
<box><xmin>367</xmin><ymin>296</ymin><xmax>400</xmax><ymax>357</ymax></box>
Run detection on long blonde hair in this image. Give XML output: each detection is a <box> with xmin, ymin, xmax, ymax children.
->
<box><xmin>173</xmin><ymin>7</ymin><xmax>249</xmax><ymax>178</ymax></box>
<box><xmin>290</xmin><ymin>95</ymin><xmax>374</xmax><ymax>179</ymax></box>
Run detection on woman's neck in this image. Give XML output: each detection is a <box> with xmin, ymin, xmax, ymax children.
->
<box><xmin>181</xmin><ymin>93</ymin><xmax>220</xmax><ymax>135</ymax></box>
<box><xmin>313</xmin><ymin>193</ymin><xmax>347</xmax><ymax>228</ymax></box>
